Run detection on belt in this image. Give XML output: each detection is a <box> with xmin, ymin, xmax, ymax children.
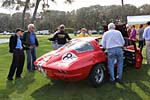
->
<box><xmin>15</xmin><ymin>48</ymin><xmax>23</xmax><ymax>51</ymax></box>
<box><xmin>107</xmin><ymin>46</ymin><xmax>123</xmax><ymax>50</ymax></box>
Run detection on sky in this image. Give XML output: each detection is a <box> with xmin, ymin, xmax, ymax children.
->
<box><xmin>0</xmin><ymin>0</ymin><xmax>150</xmax><ymax>14</ymax></box>
<box><xmin>48</xmin><ymin>0</ymin><xmax>150</xmax><ymax>11</ymax></box>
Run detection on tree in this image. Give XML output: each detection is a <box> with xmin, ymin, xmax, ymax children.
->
<box><xmin>1</xmin><ymin>0</ymin><xmax>73</xmax><ymax>29</ymax></box>
<box><xmin>30</xmin><ymin>0</ymin><xmax>73</xmax><ymax>24</ymax></box>
<box><xmin>1</xmin><ymin>0</ymin><xmax>31</xmax><ymax>29</ymax></box>
<box><xmin>31</xmin><ymin>0</ymin><xmax>40</xmax><ymax>24</ymax></box>
<box><xmin>22</xmin><ymin>0</ymin><xmax>30</xmax><ymax>29</ymax></box>
<box><xmin>138</xmin><ymin>4</ymin><xmax>150</xmax><ymax>15</ymax></box>
<box><xmin>0</xmin><ymin>13</ymin><xmax>11</xmax><ymax>32</ymax></box>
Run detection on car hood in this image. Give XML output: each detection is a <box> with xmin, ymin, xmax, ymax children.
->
<box><xmin>34</xmin><ymin>47</ymin><xmax>78</xmax><ymax>70</ymax></box>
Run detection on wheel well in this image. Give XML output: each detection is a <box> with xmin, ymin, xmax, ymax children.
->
<box><xmin>88</xmin><ymin>62</ymin><xmax>106</xmax><ymax>75</ymax></box>
<box><xmin>87</xmin><ymin>62</ymin><xmax>106</xmax><ymax>87</ymax></box>
<box><xmin>94</xmin><ymin>62</ymin><xmax>106</xmax><ymax>70</ymax></box>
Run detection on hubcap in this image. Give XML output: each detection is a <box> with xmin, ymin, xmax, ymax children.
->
<box><xmin>95</xmin><ymin>67</ymin><xmax>104</xmax><ymax>83</ymax></box>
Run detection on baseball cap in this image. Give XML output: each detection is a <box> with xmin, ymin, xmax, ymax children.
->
<box><xmin>59</xmin><ymin>24</ymin><xmax>65</xmax><ymax>29</ymax></box>
<box><xmin>16</xmin><ymin>28</ymin><xmax>24</xmax><ymax>33</ymax></box>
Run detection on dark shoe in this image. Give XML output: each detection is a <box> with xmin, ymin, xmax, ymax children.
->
<box><xmin>109</xmin><ymin>80</ymin><xmax>116</xmax><ymax>85</ymax></box>
<box><xmin>28</xmin><ymin>70</ymin><xmax>32</xmax><ymax>72</ymax></box>
<box><xmin>116</xmin><ymin>78</ymin><xmax>123</xmax><ymax>84</ymax></box>
<box><xmin>32</xmin><ymin>67</ymin><xmax>36</xmax><ymax>70</ymax></box>
<box><xmin>7</xmin><ymin>77</ymin><xmax>13</xmax><ymax>81</ymax></box>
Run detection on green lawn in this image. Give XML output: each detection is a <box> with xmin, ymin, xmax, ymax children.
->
<box><xmin>0</xmin><ymin>34</ymin><xmax>150</xmax><ymax>100</ymax></box>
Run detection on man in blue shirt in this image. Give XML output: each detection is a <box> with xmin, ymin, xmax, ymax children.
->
<box><xmin>102</xmin><ymin>23</ymin><xmax>125</xmax><ymax>84</ymax></box>
<box><xmin>23</xmin><ymin>24</ymin><xmax>39</xmax><ymax>72</ymax></box>
<box><xmin>143</xmin><ymin>21</ymin><xmax>150</xmax><ymax>64</ymax></box>
<box><xmin>7</xmin><ymin>28</ymin><xmax>25</xmax><ymax>80</ymax></box>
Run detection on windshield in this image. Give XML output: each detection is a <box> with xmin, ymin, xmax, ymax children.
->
<box><xmin>95</xmin><ymin>38</ymin><xmax>102</xmax><ymax>46</ymax></box>
<box><xmin>63</xmin><ymin>40</ymin><xmax>94</xmax><ymax>52</ymax></box>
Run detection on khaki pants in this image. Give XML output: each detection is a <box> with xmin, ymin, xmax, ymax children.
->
<box><xmin>145</xmin><ymin>41</ymin><xmax>150</xmax><ymax>64</ymax></box>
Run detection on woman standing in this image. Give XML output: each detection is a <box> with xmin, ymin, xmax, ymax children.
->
<box><xmin>138</xmin><ymin>24</ymin><xmax>144</xmax><ymax>52</ymax></box>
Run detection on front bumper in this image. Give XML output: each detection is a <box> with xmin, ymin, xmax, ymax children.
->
<box><xmin>35</xmin><ymin>65</ymin><xmax>87</xmax><ymax>81</ymax></box>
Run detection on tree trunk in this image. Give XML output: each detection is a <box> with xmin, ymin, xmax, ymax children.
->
<box><xmin>22</xmin><ymin>0</ymin><xmax>30</xmax><ymax>29</ymax></box>
<box><xmin>31</xmin><ymin>0</ymin><xmax>41</xmax><ymax>24</ymax></box>
<box><xmin>121</xmin><ymin>0</ymin><xmax>124</xmax><ymax>22</ymax></box>
<box><xmin>121</xmin><ymin>0</ymin><xmax>124</xmax><ymax>7</ymax></box>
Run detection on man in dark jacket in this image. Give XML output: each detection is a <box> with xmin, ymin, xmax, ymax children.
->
<box><xmin>23</xmin><ymin>24</ymin><xmax>39</xmax><ymax>72</ymax></box>
<box><xmin>7</xmin><ymin>28</ymin><xmax>25</xmax><ymax>80</ymax></box>
<box><xmin>49</xmin><ymin>24</ymin><xmax>71</xmax><ymax>49</ymax></box>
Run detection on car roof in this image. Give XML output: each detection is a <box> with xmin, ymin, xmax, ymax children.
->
<box><xmin>73</xmin><ymin>37</ymin><xmax>101</xmax><ymax>42</ymax></box>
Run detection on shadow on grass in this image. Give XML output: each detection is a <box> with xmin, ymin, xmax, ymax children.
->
<box><xmin>0</xmin><ymin>71</ymin><xmax>35</xmax><ymax>100</ymax></box>
<box><xmin>31</xmin><ymin>66</ymin><xmax>150</xmax><ymax>100</ymax></box>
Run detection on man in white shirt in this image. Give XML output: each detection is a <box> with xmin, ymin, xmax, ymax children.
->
<box><xmin>102</xmin><ymin>23</ymin><xmax>125</xmax><ymax>84</ymax></box>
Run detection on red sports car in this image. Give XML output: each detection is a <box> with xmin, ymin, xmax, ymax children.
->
<box><xmin>34</xmin><ymin>37</ymin><xmax>143</xmax><ymax>87</ymax></box>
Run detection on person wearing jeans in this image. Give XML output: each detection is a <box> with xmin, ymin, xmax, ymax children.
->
<box><xmin>26</xmin><ymin>47</ymin><xmax>36</xmax><ymax>71</ymax></box>
<box><xmin>23</xmin><ymin>24</ymin><xmax>39</xmax><ymax>72</ymax></box>
<box><xmin>102</xmin><ymin>23</ymin><xmax>125</xmax><ymax>84</ymax></box>
<box><xmin>107</xmin><ymin>48</ymin><xmax>124</xmax><ymax>81</ymax></box>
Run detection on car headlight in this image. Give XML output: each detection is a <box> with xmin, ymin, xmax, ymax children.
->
<box><xmin>43</xmin><ymin>56</ymin><xmax>51</xmax><ymax>62</ymax></box>
<box><xmin>37</xmin><ymin>56</ymin><xmax>51</xmax><ymax>67</ymax></box>
<box><xmin>62</xmin><ymin>52</ymin><xmax>77</xmax><ymax>62</ymax></box>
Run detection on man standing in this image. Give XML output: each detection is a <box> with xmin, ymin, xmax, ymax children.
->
<box><xmin>23</xmin><ymin>24</ymin><xmax>39</xmax><ymax>72</ymax></box>
<box><xmin>102</xmin><ymin>23</ymin><xmax>125</xmax><ymax>84</ymax></box>
<box><xmin>143</xmin><ymin>21</ymin><xmax>150</xmax><ymax>64</ymax></box>
<box><xmin>7</xmin><ymin>28</ymin><xmax>25</xmax><ymax>80</ymax></box>
<box><xmin>50</xmin><ymin>24</ymin><xmax>71</xmax><ymax>49</ymax></box>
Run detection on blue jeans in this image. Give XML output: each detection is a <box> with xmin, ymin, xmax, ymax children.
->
<box><xmin>26</xmin><ymin>47</ymin><xmax>36</xmax><ymax>71</ymax></box>
<box><xmin>107</xmin><ymin>47</ymin><xmax>123</xmax><ymax>81</ymax></box>
<box><xmin>57</xmin><ymin>44</ymin><xmax>64</xmax><ymax>49</ymax></box>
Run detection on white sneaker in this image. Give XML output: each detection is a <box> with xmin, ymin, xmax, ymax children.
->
<box><xmin>145</xmin><ymin>61</ymin><xmax>150</xmax><ymax>64</ymax></box>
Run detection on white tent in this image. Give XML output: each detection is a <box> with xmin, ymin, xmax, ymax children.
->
<box><xmin>127</xmin><ymin>15</ymin><xmax>150</xmax><ymax>25</ymax></box>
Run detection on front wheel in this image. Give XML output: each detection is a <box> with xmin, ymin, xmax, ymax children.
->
<box><xmin>88</xmin><ymin>63</ymin><xmax>106</xmax><ymax>87</ymax></box>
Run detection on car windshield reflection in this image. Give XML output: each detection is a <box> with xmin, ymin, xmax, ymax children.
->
<box><xmin>63</xmin><ymin>40</ymin><xmax>94</xmax><ymax>52</ymax></box>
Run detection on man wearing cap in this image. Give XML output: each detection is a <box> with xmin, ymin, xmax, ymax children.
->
<box><xmin>23</xmin><ymin>24</ymin><xmax>39</xmax><ymax>72</ymax></box>
<box><xmin>102</xmin><ymin>23</ymin><xmax>125</xmax><ymax>84</ymax></box>
<box><xmin>7</xmin><ymin>28</ymin><xmax>25</xmax><ymax>80</ymax></box>
<box><xmin>50</xmin><ymin>24</ymin><xmax>71</xmax><ymax>49</ymax></box>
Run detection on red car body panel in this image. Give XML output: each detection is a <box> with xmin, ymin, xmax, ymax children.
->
<box><xmin>34</xmin><ymin>37</ymin><xmax>143</xmax><ymax>82</ymax></box>
<box><xmin>34</xmin><ymin>37</ymin><xmax>107</xmax><ymax>81</ymax></box>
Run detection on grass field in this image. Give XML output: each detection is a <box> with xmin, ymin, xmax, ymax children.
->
<box><xmin>0</xmin><ymin>34</ymin><xmax>150</xmax><ymax>100</ymax></box>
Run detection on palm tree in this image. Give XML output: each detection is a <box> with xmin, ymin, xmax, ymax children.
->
<box><xmin>31</xmin><ymin>0</ymin><xmax>73</xmax><ymax>24</ymax></box>
<box><xmin>22</xmin><ymin>0</ymin><xmax>30</xmax><ymax>29</ymax></box>
<box><xmin>121</xmin><ymin>0</ymin><xmax>124</xmax><ymax>7</ymax></box>
<box><xmin>121</xmin><ymin>0</ymin><xmax>125</xmax><ymax>22</ymax></box>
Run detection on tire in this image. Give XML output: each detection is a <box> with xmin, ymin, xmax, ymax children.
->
<box><xmin>88</xmin><ymin>63</ymin><xmax>105</xmax><ymax>87</ymax></box>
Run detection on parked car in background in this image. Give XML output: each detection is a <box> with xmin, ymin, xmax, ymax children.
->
<box><xmin>91</xmin><ymin>30</ymin><xmax>98</xmax><ymax>34</ymax></box>
<box><xmin>37</xmin><ymin>30</ymin><xmax>50</xmax><ymax>35</ymax></box>
<box><xmin>98</xmin><ymin>30</ymin><xmax>103</xmax><ymax>34</ymax></box>
<box><xmin>3</xmin><ymin>31</ymin><xmax>15</xmax><ymax>35</ymax></box>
